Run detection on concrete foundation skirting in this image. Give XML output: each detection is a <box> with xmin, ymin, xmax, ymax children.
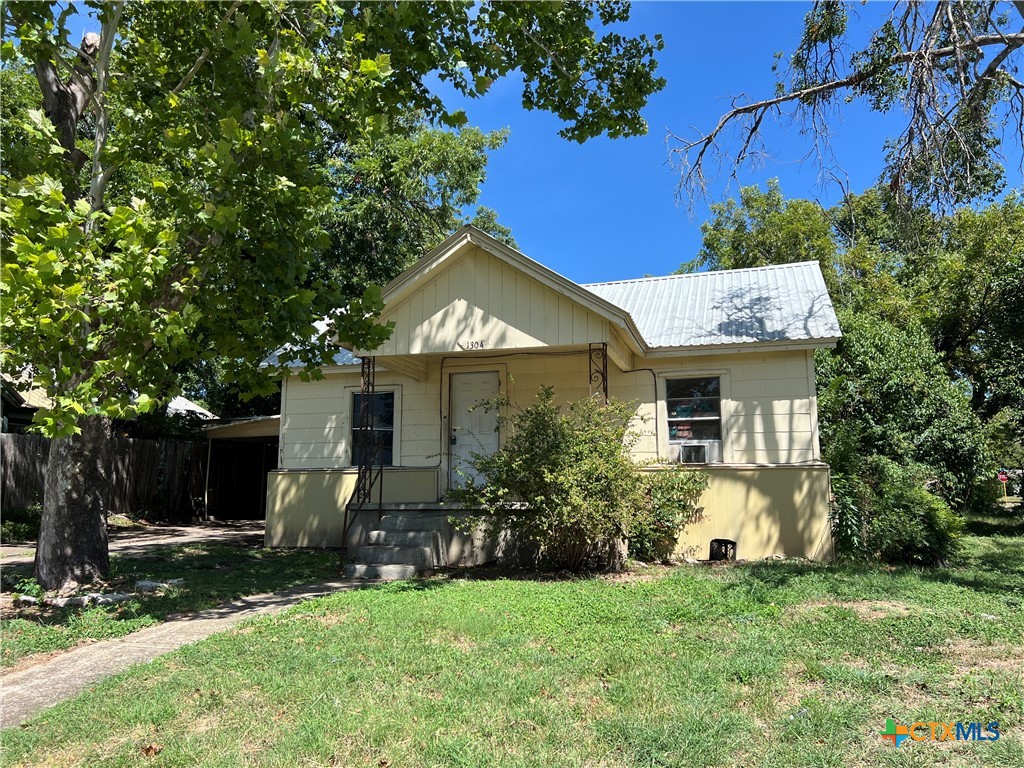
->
<box><xmin>264</xmin><ymin>464</ymin><xmax>834</xmax><ymax>562</ymax></box>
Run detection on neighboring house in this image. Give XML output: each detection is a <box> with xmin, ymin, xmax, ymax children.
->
<box><xmin>1</xmin><ymin>377</ymin><xmax>53</xmax><ymax>433</ymax></box>
<box><xmin>267</xmin><ymin>226</ymin><xmax>842</xmax><ymax>568</ymax></box>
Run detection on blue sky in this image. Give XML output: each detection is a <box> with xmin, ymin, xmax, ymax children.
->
<box><xmin>443</xmin><ymin>1</ymin><xmax>934</xmax><ymax>282</ymax></box>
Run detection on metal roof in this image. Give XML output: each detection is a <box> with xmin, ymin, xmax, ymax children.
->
<box><xmin>583</xmin><ymin>261</ymin><xmax>841</xmax><ymax>349</ymax></box>
<box><xmin>263</xmin><ymin>319</ymin><xmax>359</xmax><ymax>368</ymax></box>
<box><xmin>263</xmin><ymin>346</ymin><xmax>357</xmax><ymax>368</ymax></box>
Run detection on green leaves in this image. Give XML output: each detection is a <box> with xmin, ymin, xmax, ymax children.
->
<box><xmin>2</xmin><ymin>1</ymin><xmax>662</xmax><ymax>437</ymax></box>
<box><xmin>451</xmin><ymin>386</ymin><xmax>691</xmax><ymax>571</ymax></box>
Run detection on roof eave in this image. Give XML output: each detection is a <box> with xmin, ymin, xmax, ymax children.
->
<box><xmin>643</xmin><ymin>337</ymin><xmax>841</xmax><ymax>358</ymax></box>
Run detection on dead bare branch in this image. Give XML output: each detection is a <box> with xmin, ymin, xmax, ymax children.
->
<box><xmin>671</xmin><ymin>1</ymin><xmax>1024</xmax><ymax>210</ymax></box>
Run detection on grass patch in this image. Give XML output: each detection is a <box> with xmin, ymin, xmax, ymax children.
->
<box><xmin>964</xmin><ymin>511</ymin><xmax>1024</xmax><ymax>538</ymax></box>
<box><xmin>0</xmin><ymin>543</ymin><xmax>339</xmax><ymax>668</ymax></box>
<box><xmin>2</xmin><ymin>527</ymin><xmax>1022</xmax><ymax>767</ymax></box>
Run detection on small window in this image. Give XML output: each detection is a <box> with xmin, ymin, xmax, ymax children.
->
<box><xmin>666</xmin><ymin>377</ymin><xmax>721</xmax><ymax>462</ymax></box>
<box><xmin>352</xmin><ymin>392</ymin><xmax>394</xmax><ymax>466</ymax></box>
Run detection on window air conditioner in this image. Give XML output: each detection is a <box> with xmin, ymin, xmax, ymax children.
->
<box><xmin>671</xmin><ymin>440</ymin><xmax>722</xmax><ymax>464</ymax></box>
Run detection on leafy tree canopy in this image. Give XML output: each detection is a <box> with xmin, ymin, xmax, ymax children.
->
<box><xmin>0</xmin><ymin>0</ymin><xmax>664</xmax><ymax>437</ymax></box>
<box><xmin>188</xmin><ymin>118</ymin><xmax>517</xmax><ymax>418</ymax></box>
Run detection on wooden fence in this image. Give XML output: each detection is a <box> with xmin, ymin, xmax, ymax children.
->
<box><xmin>1</xmin><ymin>433</ymin><xmax>207</xmax><ymax>519</ymax></box>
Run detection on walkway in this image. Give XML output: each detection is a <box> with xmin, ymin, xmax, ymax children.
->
<box><xmin>0</xmin><ymin>576</ymin><xmax>370</xmax><ymax>729</ymax></box>
<box><xmin>0</xmin><ymin>521</ymin><xmax>265</xmax><ymax>567</ymax></box>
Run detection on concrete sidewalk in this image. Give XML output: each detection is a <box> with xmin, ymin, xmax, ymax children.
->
<box><xmin>0</xmin><ymin>577</ymin><xmax>372</xmax><ymax>729</ymax></box>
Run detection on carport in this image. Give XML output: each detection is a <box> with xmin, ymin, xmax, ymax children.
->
<box><xmin>204</xmin><ymin>416</ymin><xmax>280</xmax><ymax>521</ymax></box>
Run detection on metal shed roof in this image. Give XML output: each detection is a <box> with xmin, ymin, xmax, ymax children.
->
<box><xmin>583</xmin><ymin>261</ymin><xmax>841</xmax><ymax>349</ymax></box>
<box><xmin>262</xmin><ymin>319</ymin><xmax>359</xmax><ymax>368</ymax></box>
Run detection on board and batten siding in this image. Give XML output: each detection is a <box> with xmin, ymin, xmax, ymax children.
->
<box><xmin>372</xmin><ymin>246</ymin><xmax>609</xmax><ymax>356</ymax></box>
<box><xmin>279</xmin><ymin>347</ymin><xmax>818</xmax><ymax>472</ymax></box>
<box><xmin>650</xmin><ymin>348</ymin><xmax>819</xmax><ymax>465</ymax></box>
<box><xmin>281</xmin><ymin>370</ymin><xmax>440</xmax><ymax>470</ymax></box>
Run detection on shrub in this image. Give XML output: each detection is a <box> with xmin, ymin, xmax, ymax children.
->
<box><xmin>0</xmin><ymin>502</ymin><xmax>42</xmax><ymax>544</ymax></box>
<box><xmin>830</xmin><ymin>455</ymin><xmax>963</xmax><ymax>566</ymax></box>
<box><xmin>631</xmin><ymin>466</ymin><xmax>709</xmax><ymax>562</ymax></box>
<box><xmin>452</xmin><ymin>386</ymin><xmax>706</xmax><ymax>571</ymax></box>
<box><xmin>817</xmin><ymin>310</ymin><xmax>989</xmax><ymax>511</ymax></box>
<box><xmin>819</xmin><ymin>311</ymin><xmax>983</xmax><ymax>563</ymax></box>
<box><xmin>11</xmin><ymin>577</ymin><xmax>45</xmax><ymax>599</ymax></box>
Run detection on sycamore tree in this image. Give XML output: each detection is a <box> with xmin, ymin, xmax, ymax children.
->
<box><xmin>0</xmin><ymin>0</ymin><xmax>664</xmax><ymax>590</ymax></box>
<box><xmin>182</xmin><ymin>119</ymin><xmax>517</xmax><ymax>419</ymax></box>
<box><xmin>671</xmin><ymin>0</ymin><xmax>1024</xmax><ymax>208</ymax></box>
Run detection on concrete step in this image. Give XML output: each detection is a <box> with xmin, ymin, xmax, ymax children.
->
<box><xmin>357</xmin><ymin>545</ymin><xmax>434</xmax><ymax>568</ymax></box>
<box><xmin>366</xmin><ymin>529</ymin><xmax>438</xmax><ymax>547</ymax></box>
<box><xmin>351</xmin><ymin>503</ymin><xmax>474</xmax><ymax>513</ymax></box>
<box><xmin>378</xmin><ymin>513</ymin><xmax>449</xmax><ymax>532</ymax></box>
<box><xmin>344</xmin><ymin>563</ymin><xmax>417</xmax><ymax>580</ymax></box>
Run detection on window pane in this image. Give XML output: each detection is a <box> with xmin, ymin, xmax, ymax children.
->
<box><xmin>666</xmin><ymin>377</ymin><xmax>722</xmax><ymax>455</ymax></box>
<box><xmin>353</xmin><ymin>392</ymin><xmax>394</xmax><ymax>429</ymax></box>
<box><xmin>667</xmin><ymin>398</ymin><xmax>720</xmax><ymax>419</ymax></box>
<box><xmin>667</xmin><ymin>377</ymin><xmax>719</xmax><ymax>399</ymax></box>
<box><xmin>352</xmin><ymin>392</ymin><xmax>395</xmax><ymax>466</ymax></box>
<box><xmin>352</xmin><ymin>429</ymin><xmax>393</xmax><ymax>466</ymax></box>
<box><xmin>668</xmin><ymin>420</ymin><xmax>722</xmax><ymax>441</ymax></box>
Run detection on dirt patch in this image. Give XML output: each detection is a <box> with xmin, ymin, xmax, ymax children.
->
<box><xmin>790</xmin><ymin>599</ymin><xmax>915</xmax><ymax>620</ymax></box>
<box><xmin>428</xmin><ymin>629</ymin><xmax>477</xmax><ymax>653</ymax></box>
<box><xmin>600</xmin><ymin>565</ymin><xmax>676</xmax><ymax>584</ymax></box>
<box><xmin>941</xmin><ymin>638</ymin><xmax>1024</xmax><ymax>674</ymax></box>
<box><xmin>774</xmin><ymin>663</ymin><xmax>826</xmax><ymax>713</ymax></box>
<box><xmin>291</xmin><ymin>609</ymin><xmax>351</xmax><ymax>628</ymax></box>
<box><xmin>842</xmin><ymin>656</ymin><xmax>909</xmax><ymax>677</ymax></box>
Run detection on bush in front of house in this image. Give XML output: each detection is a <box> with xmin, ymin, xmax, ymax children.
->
<box><xmin>452</xmin><ymin>386</ymin><xmax>706</xmax><ymax>571</ymax></box>
<box><xmin>818</xmin><ymin>311</ymin><xmax>981</xmax><ymax>565</ymax></box>
<box><xmin>631</xmin><ymin>466</ymin><xmax>709</xmax><ymax>563</ymax></box>
<box><xmin>830</xmin><ymin>455</ymin><xmax>964</xmax><ymax>566</ymax></box>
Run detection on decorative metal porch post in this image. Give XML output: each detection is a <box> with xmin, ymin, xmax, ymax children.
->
<box><xmin>589</xmin><ymin>342</ymin><xmax>608</xmax><ymax>405</ymax></box>
<box><xmin>354</xmin><ymin>355</ymin><xmax>378</xmax><ymax>505</ymax></box>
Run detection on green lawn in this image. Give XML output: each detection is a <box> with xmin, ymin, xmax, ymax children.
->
<box><xmin>0</xmin><ymin>543</ymin><xmax>340</xmax><ymax>668</ymax></box>
<box><xmin>2</xmin><ymin>524</ymin><xmax>1022</xmax><ymax>767</ymax></box>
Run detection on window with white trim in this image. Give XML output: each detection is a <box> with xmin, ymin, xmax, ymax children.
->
<box><xmin>666</xmin><ymin>377</ymin><xmax>722</xmax><ymax>463</ymax></box>
<box><xmin>351</xmin><ymin>392</ymin><xmax>395</xmax><ymax>466</ymax></box>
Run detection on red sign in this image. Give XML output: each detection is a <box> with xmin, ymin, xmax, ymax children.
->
<box><xmin>998</xmin><ymin>471</ymin><xmax>1009</xmax><ymax>483</ymax></box>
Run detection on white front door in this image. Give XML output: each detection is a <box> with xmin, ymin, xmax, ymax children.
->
<box><xmin>449</xmin><ymin>371</ymin><xmax>500</xmax><ymax>488</ymax></box>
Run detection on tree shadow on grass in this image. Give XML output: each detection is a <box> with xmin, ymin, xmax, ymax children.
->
<box><xmin>706</xmin><ymin>532</ymin><xmax>1024</xmax><ymax>603</ymax></box>
<box><xmin>963</xmin><ymin>516</ymin><xmax>1024</xmax><ymax>538</ymax></box>
<box><xmin>0</xmin><ymin>542</ymin><xmax>341</xmax><ymax>666</ymax></box>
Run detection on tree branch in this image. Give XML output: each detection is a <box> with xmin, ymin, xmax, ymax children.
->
<box><xmin>32</xmin><ymin>32</ymin><xmax>100</xmax><ymax>180</ymax></box>
<box><xmin>86</xmin><ymin>2</ymin><xmax>124</xmax><ymax>228</ymax></box>
<box><xmin>170</xmin><ymin>0</ymin><xmax>241</xmax><ymax>96</ymax></box>
<box><xmin>672</xmin><ymin>29</ymin><xmax>1024</xmax><ymax>203</ymax></box>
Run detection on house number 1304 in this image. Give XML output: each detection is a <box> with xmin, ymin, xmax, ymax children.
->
<box><xmin>460</xmin><ymin>340</ymin><xmax>486</xmax><ymax>350</ymax></box>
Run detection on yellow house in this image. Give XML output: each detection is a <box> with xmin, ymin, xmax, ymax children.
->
<box><xmin>266</xmin><ymin>227</ymin><xmax>842</xmax><ymax>576</ymax></box>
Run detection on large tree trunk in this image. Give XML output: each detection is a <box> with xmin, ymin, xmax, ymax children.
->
<box><xmin>34</xmin><ymin>415</ymin><xmax>113</xmax><ymax>591</ymax></box>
